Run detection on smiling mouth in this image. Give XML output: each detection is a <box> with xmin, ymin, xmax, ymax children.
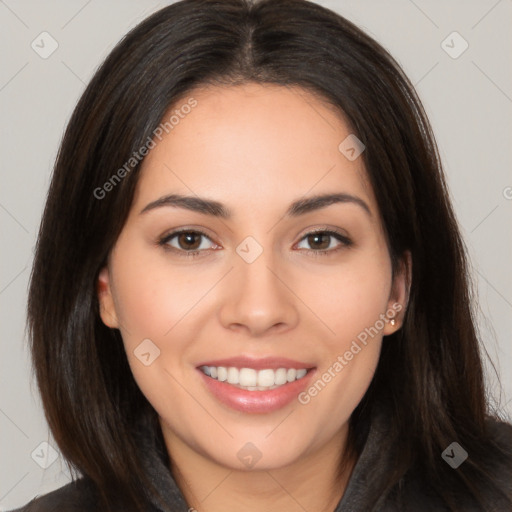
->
<box><xmin>199</xmin><ymin>365</ymin><xmax>311</xmax><ymax>391</ymax></box>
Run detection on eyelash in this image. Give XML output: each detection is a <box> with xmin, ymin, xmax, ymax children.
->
<box><xmin>158</xmin><ymin>228</ymin><xmax>353</xmax><ymax>259</ymax></box>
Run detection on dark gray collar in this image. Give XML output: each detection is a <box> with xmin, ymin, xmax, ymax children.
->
<box><xmin>138</xmin><ymin>406</ymin><xmax>392</xmax><ymax>512</ymax></box>
<box><xmin>335</xmin><ymin>406</ymin><xmax>394</xmax><ymax>511</ymax></box>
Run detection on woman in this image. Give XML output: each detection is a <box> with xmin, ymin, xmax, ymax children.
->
<box><xmin>12</xmin><ymin>0</ymin><xmax>512</xmax><ymax>510</ymax></box>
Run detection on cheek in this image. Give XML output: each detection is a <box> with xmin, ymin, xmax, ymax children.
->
<box><xmin>109</xmin><ymin>248</ymin><xmax>200</xmax><ymax>410</ymax></box>
<box><xmin>111</xmin><ymin>244</ymin><xmax>213</xmax><ymax>344</ymax></box>
<box><xmin>301</xmin><ymin>249</ymin><xmax>392</xmax><ymax>345</ymax></box>
<box><xmin>109</xmin><ymin>244</ymin><xmax>221</xmax><ymax>400</ymax></box>
<box><xmin>298</xmin><ymin>248</ymin><xmax>391</xmax><ymax>404</ymax></box>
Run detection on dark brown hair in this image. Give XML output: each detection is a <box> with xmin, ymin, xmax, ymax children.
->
<box><xmin>28</xmin><ymin>0</ymin><xmax>511</xmax><ymax>510</ymax></box>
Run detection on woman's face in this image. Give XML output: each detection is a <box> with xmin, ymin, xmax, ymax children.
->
<box><xmin>98</xmin><ymin>83</ymin><xmax>408</xmax><ymax>471</ymax></box>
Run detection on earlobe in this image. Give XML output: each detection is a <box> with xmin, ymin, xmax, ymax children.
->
<box><xmin>383</xmin><ymin>251</ymin><xmax>412</xmax><ymax>335</ymax></box>
<box><xmin>97</xmin><ymin>266</ymin><xmax>119</xmax><ymax>329</ymax></box>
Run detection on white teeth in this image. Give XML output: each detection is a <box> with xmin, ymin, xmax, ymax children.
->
<box><xmin>239</xmin><ymin>368</ymin><xmax>257</xmax><ymax>387</ymax></box>
<box><xmin>258</xmin><ymin>369</ymin><xmax>275</xmax><ymax>387</ymax></box>
<box><xmin>275</xmin><ymin>368</ymin><xmax>288</xmax><ymax>386</ymax></box>
<box><xmin>217</xmin><ymin>366</ymin><xmax>227</xmax><ymax>382</ymax></box>
<box><xmin>200</xmin><ymin>365</ymin><xmax>310</xmax><ymax>391</ymax></box>
<box><xmin>296</xmin><ymin>369</ymin><xmax>307</xmax><ymax>379</ymax></box>
<box><xmin>227</xmin><ymin>367</ymin><xmax>239</xmax><ymax>385</ymax></box>
<box><xmin>286</xmin><ymin>368</ymin><xmax>297</xmax><ymax>382</ymax></box>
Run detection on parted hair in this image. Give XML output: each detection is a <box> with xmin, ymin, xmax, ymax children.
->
<box><xmin>28</xmin><ymin>0</ymin><xmax>511</xmax><ymax>510</ymax></box>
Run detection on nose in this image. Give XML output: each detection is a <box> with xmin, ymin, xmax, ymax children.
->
<box><xmin>218</xmin><ymin>251</ymin><xmax>300</xmax><ymax>337</ymax></box>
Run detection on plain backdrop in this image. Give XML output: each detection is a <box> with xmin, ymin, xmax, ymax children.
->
<box><xmin>1</xmin><ymin>0</ymin><xmax>511</xmax><ymax>509</ymax></box>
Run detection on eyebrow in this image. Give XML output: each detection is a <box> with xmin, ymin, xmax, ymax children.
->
<box><xmin>140</xmin><ymin>192</ymin><xmax>371</xmax><ymax>218</ymax></box>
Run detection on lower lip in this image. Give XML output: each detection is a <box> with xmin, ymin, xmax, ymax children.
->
<box><xmin>197</xmin><ymin>368</ymin><xmax>316</xmax><ymax>413</ymax></box>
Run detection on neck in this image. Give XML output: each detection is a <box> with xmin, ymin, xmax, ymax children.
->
<box><xmin>162</xmin><ymin>424</ymin><xmax>356</xmax><ymax>512</ymax></box>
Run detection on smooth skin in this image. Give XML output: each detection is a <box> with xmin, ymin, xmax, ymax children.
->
<box><xmin>98</xmin><ymin>83</ymin><xmax>410</xmax><ymax>512</ymax></box>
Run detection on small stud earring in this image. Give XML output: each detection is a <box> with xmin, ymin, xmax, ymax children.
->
<box><xmin>390</xmin><ymin>318</ymin><xmax>396</xmax><ymax>326</ymax></box>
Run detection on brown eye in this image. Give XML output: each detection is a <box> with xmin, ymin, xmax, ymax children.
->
<box><xmin>306</xmin><ymin>233</ymin><xmax>331</xmax><ymax>250</ymax></box>
<box><xmin>296</xmin><ymin>230</ymin><xmax>353</xmax><ymax>256</ymax></box>
<box><xmin>159</xmin><ymin>230</ymin><xmax>217</xmax><ymax>256</ymax></box>
<box><xmin>176</xmin><ymin>232</ymin><xmax>202</xmax><ymax>250</ymax></box>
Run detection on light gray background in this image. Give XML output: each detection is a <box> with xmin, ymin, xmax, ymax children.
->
<box><xmin>1</xmin><ymin>0</ymin><xmax>511</xmax><ymax>509</ymax></box>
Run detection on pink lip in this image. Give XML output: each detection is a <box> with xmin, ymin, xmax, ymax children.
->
<box><xmin>196</xmin><ymin>356</ymin><xmax>314</xmax><ymax>370</ymax></box>
<box><xmin>196</xmin><ymin>359</ymin><xmax>317</xmax><ymax>414</ymax></box>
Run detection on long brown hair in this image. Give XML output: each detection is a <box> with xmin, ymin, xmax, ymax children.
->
<box><xmin>28</xmin><ymin>0</ymin><xmax>511</xmax><ymax>510</ymax></box>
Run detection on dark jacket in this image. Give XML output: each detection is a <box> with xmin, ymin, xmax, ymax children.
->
<box><xmin>9</xmin><ymin>406</ymin><xmax>512</xmax><ymax>512</ymax></box>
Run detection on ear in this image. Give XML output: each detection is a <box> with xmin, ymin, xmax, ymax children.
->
<box><xmin>97</xmin><ymin>266</ymin><xmax>119</xmax><ymax>329</ymax></box>
<box><xmin>383</xmin><ymin>250</ymin><xmax>411</xmax><ymax>335</ymax></box>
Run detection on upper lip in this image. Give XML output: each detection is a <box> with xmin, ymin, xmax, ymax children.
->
<box><xmin>196</xmin><ymin>356</ymin><xmax>315</xmax><ymax>371</ymax></box>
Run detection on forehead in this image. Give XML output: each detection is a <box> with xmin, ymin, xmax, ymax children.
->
<box><xmin>134</xmin><ymin>83</ymin><xmax>376</xmax><ymax>217</ymax></box>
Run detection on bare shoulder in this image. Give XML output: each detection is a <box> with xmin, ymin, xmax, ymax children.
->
<box><xmin>7</xmin><ymin>479</ymin><xmax>98</xmax><ymax>512</ymax></box>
